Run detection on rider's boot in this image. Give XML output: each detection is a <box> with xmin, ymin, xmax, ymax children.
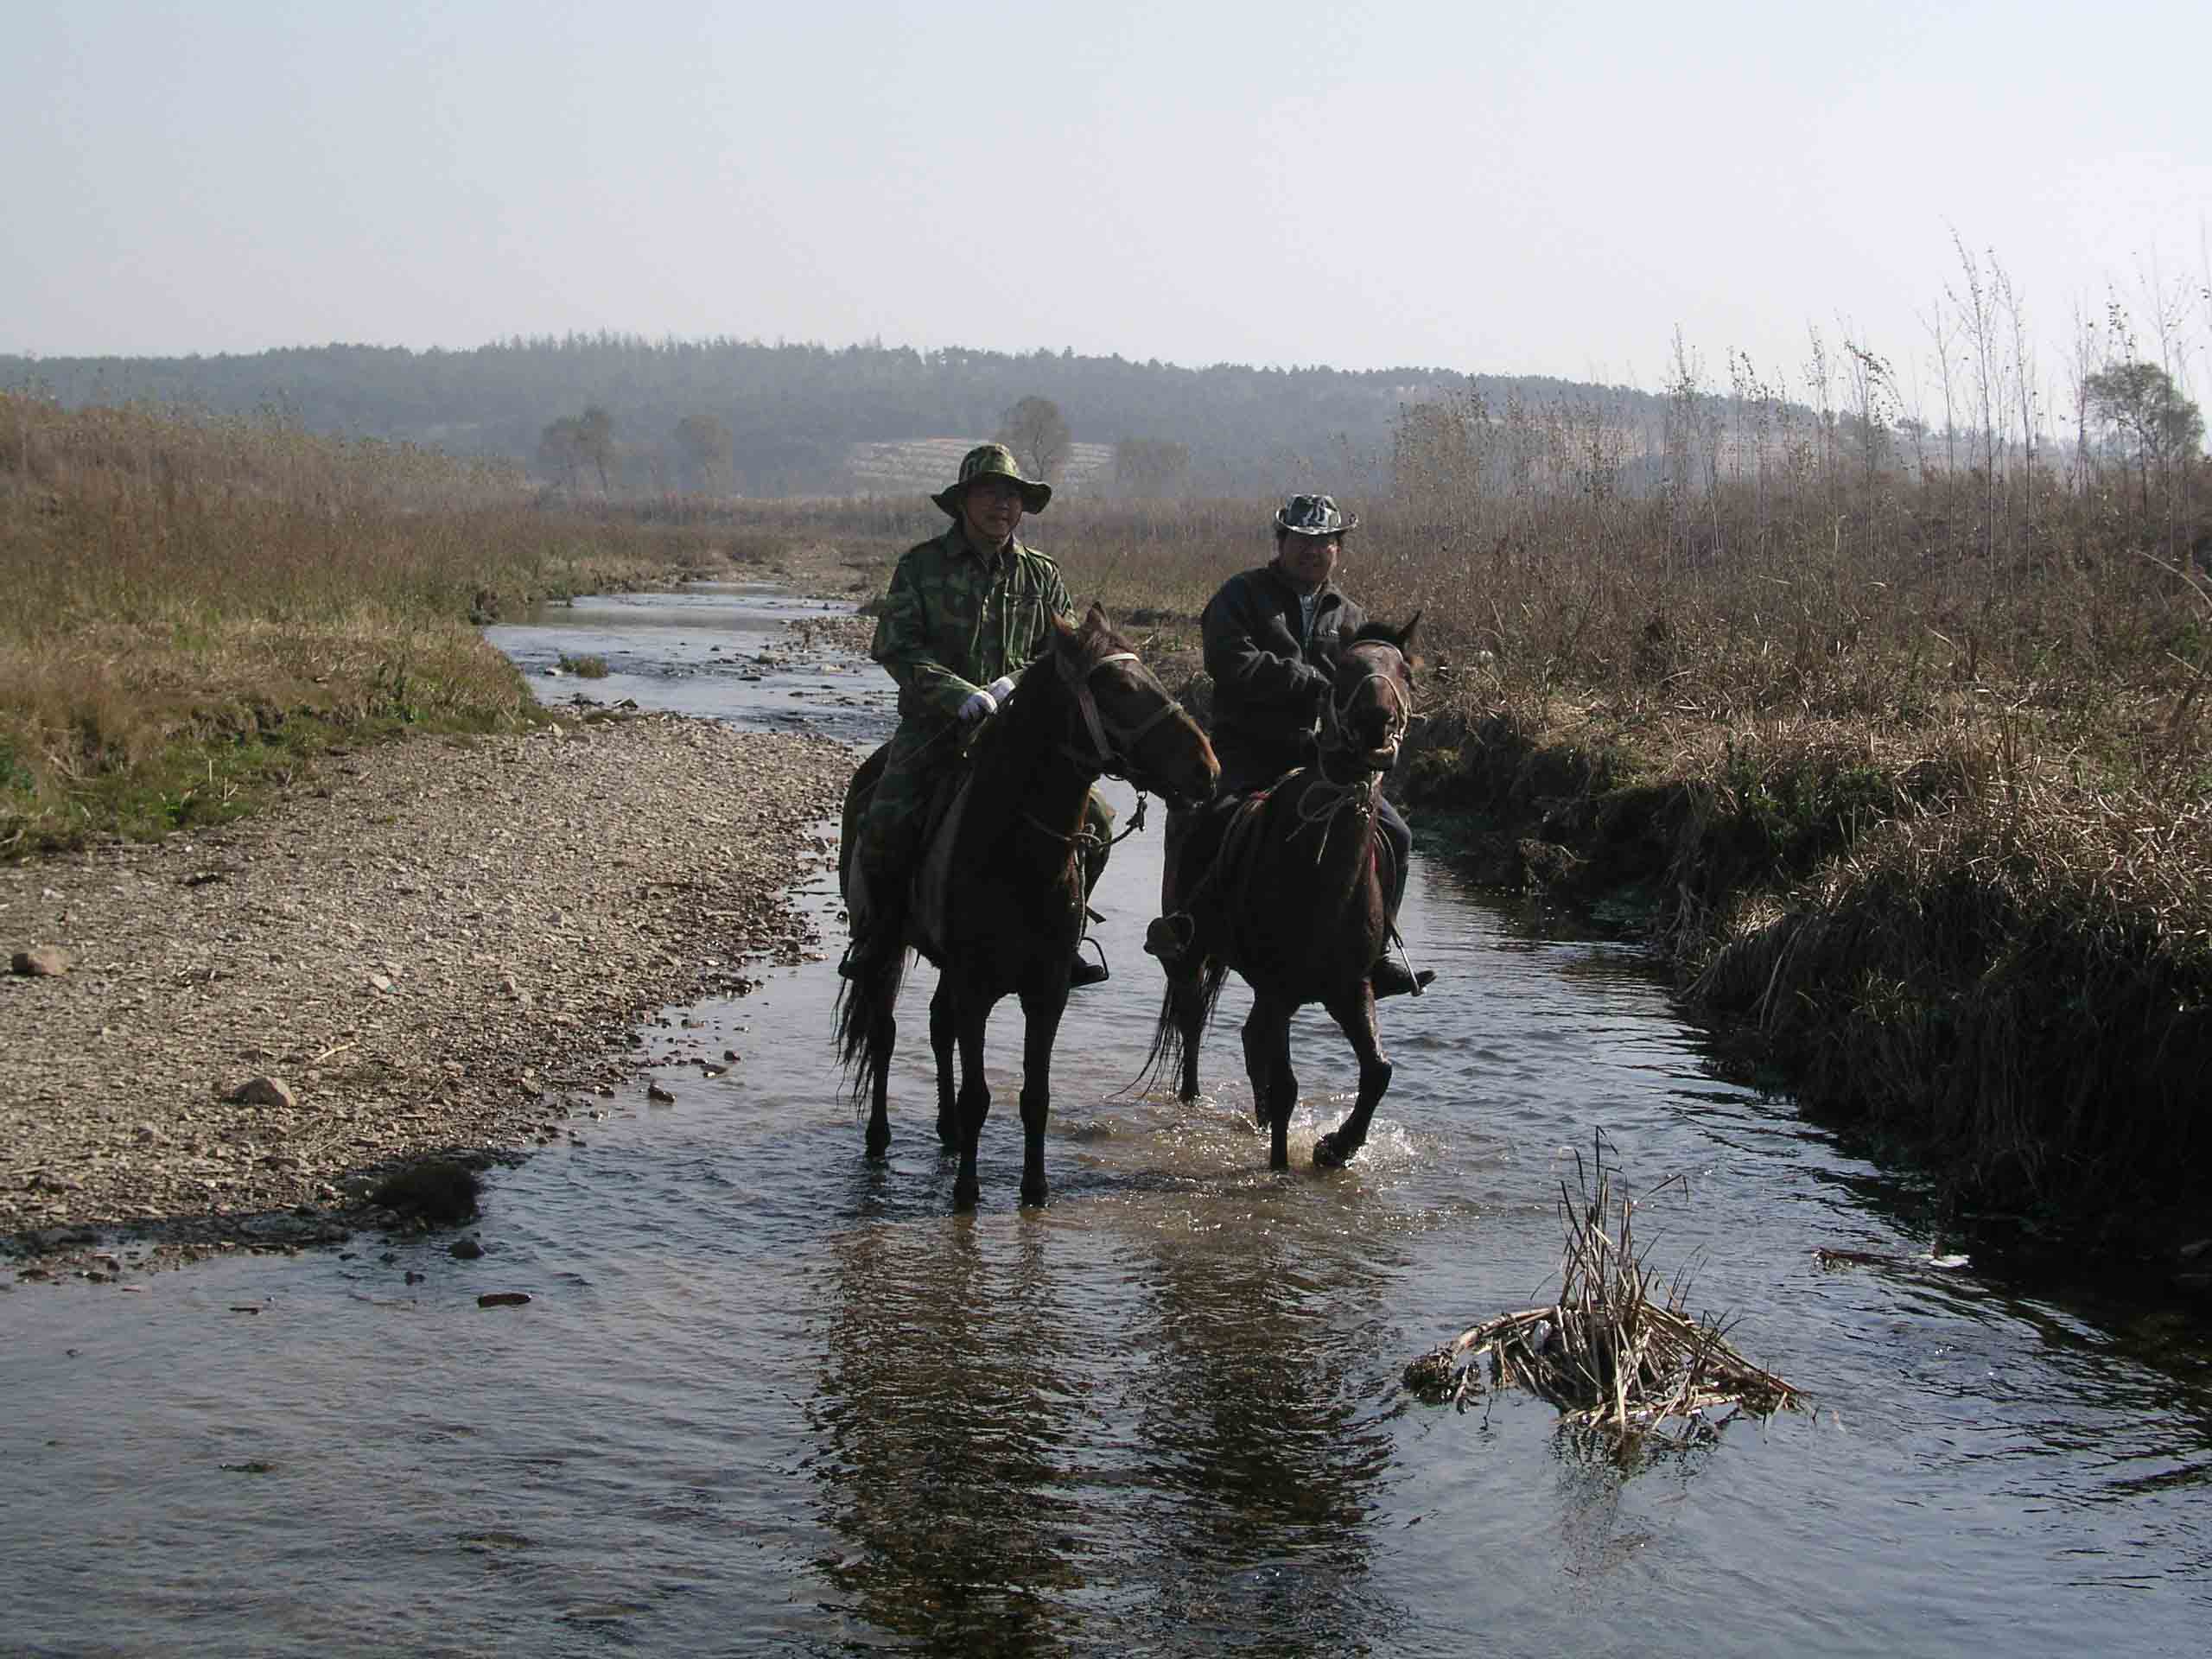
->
<box><xmin>840</xmin><ymin>862</ymin><xmax>906</xmax><ymax>980</ymax></box>
<box><xmin>1143</xmin><ymin>912</ymin><xmax>1197</xmax><ymax>972</ymax></box>
<box><xmin>1370</xmin><ymin>957</ymin><xmax>1435</xmax><ymax>999</ymax></box>
<box><xmin>1069</xmin><ymin>947</ymin><xmax>1110</xmax><ymax>989</ymax></box>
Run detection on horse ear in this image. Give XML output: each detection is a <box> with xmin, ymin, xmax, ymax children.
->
<box><xmin>1046</xmin><ymin>607</ymin><xmax>1081</xmax><ymax>664</ymax></box>
<box><xmin>1084</xmin><ymin>600</ymin><xmax>1112</xmax><ymax>635</ymax></box>
<box><xmin>1395</xmin><ymin>610</ymin><xmax>1421</xmax><ymax>654</ymax></box>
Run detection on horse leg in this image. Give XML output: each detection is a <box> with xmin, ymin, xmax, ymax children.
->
<box><xmin>1016</xmin><ymin>981</ymin><xmax>1069</xmax><ymax>1207</ymax></box>
<box><xmin>1315</xmin><ymin>986</ymin><xmax>1392</xmax><ymax>1170</ymax></box>
<box><xmin>930</xmin><ymin>980</ymin><xmax>958</xmax><ymax>1149</ymax></box>
<box><xmin>1170</xmin><ymin>960</ymin><xmax>1206</xmax><ymax>1103</ymax></box>
<box><xmin>951</xmin><ymin>996</ymin><xmax>993</xmax><ymax>1211</ymax></box>
<box><xmin>863</xmin><ymin>1001</ymin><xmax>893</xmax><ymax>1160</ymax></box>
<box><xmin>1243</xmin><ymin>997</ymin><xmax>1297</xmax><ymax>1170</ymax></box>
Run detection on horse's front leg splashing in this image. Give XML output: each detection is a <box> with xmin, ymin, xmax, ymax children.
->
<box><xmin>1314</xmin><ymin>987</ymin><xmax>1391</xmax><ymax>1169</ymax></box>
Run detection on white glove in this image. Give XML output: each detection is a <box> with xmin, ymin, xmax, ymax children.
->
<box><xmin>959</xmin><ymin>676</ymin><xmax>1017</xmax><ymax>725</ymax></box>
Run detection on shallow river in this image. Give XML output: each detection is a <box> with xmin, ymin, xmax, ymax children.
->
<box><xmin>5</xmin><ymin>584</ymin><xmax>2208</xmax><ymax>1656</ymax></box>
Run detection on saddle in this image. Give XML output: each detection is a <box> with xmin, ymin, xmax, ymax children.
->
<box><xmin>844</xmin><ymin>746</ymin><xmax>974</xmax><ymax>964</ymax></box>
<box><xmin>1170</xmin><ymin>768</ymin><xmax>1403</xmax><ymax>961</ymax></box>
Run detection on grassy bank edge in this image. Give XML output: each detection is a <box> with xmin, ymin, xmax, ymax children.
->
<box><xmin>1379</xmin><ymin>699</ymin><xmax>2210</xmax><ymax>1287</ymax></box>
<box><xmin>0</xmin><ymin>535</ymin><xmax>780</xmax><ymax>856</ymax></box>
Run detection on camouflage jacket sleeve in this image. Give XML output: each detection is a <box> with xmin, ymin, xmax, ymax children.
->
<box><xmin>1039</xmin><ymin>558</ymin><xmax>1077</xmax><ymax>631</ymax></box>
<box><xmin>871</xmin><ymin>539</ymin><xmax>984</xmax><ymax>724</ymax></box>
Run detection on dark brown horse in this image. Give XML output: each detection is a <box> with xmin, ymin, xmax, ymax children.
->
<box><xmin>1147</xmin><ymin>617</ymin><xmax>1419</xmax><ymax>1171</ymax></box>
<box><xmin>836</xmin><ymin>604</ymin><xmax>1219</xmax><ymax>1209</ymax></box>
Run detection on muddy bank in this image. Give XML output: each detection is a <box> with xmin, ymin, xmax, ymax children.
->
<box><xmin>2</xmin><ymin>710</ymin><xmax>849</xmax><ymax>1276</ymax></box>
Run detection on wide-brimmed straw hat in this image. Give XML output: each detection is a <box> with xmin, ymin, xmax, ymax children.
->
<box><xmin>931</xmin><ymin>442</ymin><xmax>1053</xmax><ymax>518</ymax></box>
<box><xmin>1274</xmin><ymin>493</ymin><xmax>1359</xmax><ymax>537</ymax></box>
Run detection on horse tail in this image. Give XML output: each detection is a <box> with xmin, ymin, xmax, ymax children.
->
<box><xmin>1138</xmin><ymin>957</ymin><xmax>1230</xmax><ymax>1096</ymax></box>
<box><xmin>831</xmin><ymin>948</ymin><xmax>907</xmax><ymax>1101</ymax></box>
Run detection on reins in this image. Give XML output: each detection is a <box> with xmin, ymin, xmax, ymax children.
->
<box><xmin>1014</xmin><ymin>643</ymin><xmax>1192</xmax><ymax>849</ymax></box>
<box><xmin>1283</xmin><ymin>641</ymin><xmax>1414</xmax><ymax>866</ymax></box>
<box><xmin>1320</xmin><ymin>641</ymin><xmax>1414</xmax><ymax>756</ymax></box>
<box><xmin>1286</xmin><ymin>764</ymin><xmax>1380</xmax><ymax>863</ymax></box>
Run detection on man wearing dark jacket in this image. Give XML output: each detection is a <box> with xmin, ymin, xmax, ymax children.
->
<box><xmin>1153</xmin><ymin>493</ymin><xmax>1426</xmax><ymax>997</ymax></box>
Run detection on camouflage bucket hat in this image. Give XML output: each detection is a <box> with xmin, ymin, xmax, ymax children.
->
<box><xmin>932</xmin><ymin>442</ymin><xmax>1053</xmax><ymax>518</ymax></box>
<box><xmin>1274</xmin><ymin>493</ymin><xmax>1358</xmax><ymax>537</ymax></box>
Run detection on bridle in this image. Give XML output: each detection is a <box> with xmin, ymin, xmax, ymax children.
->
<box><xmin>1052</xmin><ymin>647</ymin><xmax>1198</xmax><ymax>800</ymax></box>
<box><xmin>1320</xmin><ymin>641</ymin><xmax>1414</xmax><ymax>766</ymax></box>
<box><xmin>1018</xmin><ymin>644</ymin><xmax>1204</xmax><ymax>852</ymax></box>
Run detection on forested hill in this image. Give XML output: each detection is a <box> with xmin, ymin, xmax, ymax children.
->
<box><xmin>1</xmin><ymin>334</ymin><xmax>1652</xmax><ymax>496</ymax></box>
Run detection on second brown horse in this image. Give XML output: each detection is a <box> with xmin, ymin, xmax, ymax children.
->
<box><xmin>1146</xmin><ymin>616</ymin><xmax>1421</xmax><ymax>1170</ymax></box>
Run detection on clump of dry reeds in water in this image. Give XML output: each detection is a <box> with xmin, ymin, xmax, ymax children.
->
<box><xmin>1405</xmin><ymin>1141</ymin><xmax>1802</xmax><ymax>1440</ymax></box>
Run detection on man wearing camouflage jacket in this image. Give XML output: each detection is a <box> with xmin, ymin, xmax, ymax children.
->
<box><xmin>845</xmin><ymin>442</ymin><xmax>1115</xmax><ymax>985</ymax></box>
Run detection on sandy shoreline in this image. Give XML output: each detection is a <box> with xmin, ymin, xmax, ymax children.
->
<box><xmin>2</xmin><ymin>708</ymin><xmax>852</xmax><ymax>1277</ymax></box>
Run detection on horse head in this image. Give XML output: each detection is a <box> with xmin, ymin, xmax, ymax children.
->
<box><xmin>1325</xmin><ymin>612</ymin><xmax>1420</xmax><ymax>773</ymax></box>
<box><xmin>1037</xmin><ymin>603</ymin><xmax>1220</xmax><ymax>809</ymax></box>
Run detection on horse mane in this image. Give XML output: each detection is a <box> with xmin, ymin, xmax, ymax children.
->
<box><xmin>997</xmin><ymin>605</ymin><xmax>1128</xmax><ymax>720</ymax></box>
<box><xmin>1347</xmin><ymin>610</ymin><xmax>1420</xmax><ymax>652</ymax></box>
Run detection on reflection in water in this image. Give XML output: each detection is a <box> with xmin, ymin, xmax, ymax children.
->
<box><xmin>1120</xmin><ymin>1209</ymin><xmax>1408</xmax><ymax>1652</ymax></box>
<box><xmin>809</xmin><ymin>1216</ymin><xmax>1092</xmax><ymax>1654</ymax></box>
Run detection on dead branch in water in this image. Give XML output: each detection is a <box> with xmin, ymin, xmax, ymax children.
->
<box><xmin>1405</xmin><ymin>1135</ymin><xmax>1804</xmax><ymax>1442</ymax></box>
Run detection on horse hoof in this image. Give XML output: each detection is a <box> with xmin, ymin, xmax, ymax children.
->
<box><xmin>953</xmin><ymin>1177</ymin><xmax>980</xmax><ymax>1211</ymax></box>
<box><xmin>1313</xmin><ymin>1136</ymin><xmax>1347</xmax><ymax>1170</ymax></box>
<box><xmin>936</xmin><ymin>1120</ymin><xmax>959</xmax><ymax>1151</ymax></box>
<box><xmin>1020</xmin><ymin>1181</ymin><xmax>1048</xmax><ymax>1208</ymax></box>
<box><xmin>864</xmin><ymin>1131</ymin><xmax>890</xmax><ymax>1160</ymax></box>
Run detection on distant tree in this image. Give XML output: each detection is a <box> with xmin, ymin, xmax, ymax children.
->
<box><xmin>537</xmin><ymin>415</ymin><xmax>584</xmax><ymax>492</ymax></box>
<box><xmin>575</xmin><ymin>405</ymin><xmax>616</xmax><ymax>493</ymax></box>
<box><xmin>1113</xmin><ymin>436</ymin><xmax>1190</xmax><ymax>499</ymax></box>
<box><xmin>674</xmin><ymin>412</ymin><xmax>733</xmax><ymax>493</ymax></box>
<box><xmin>996</xmin><ymin>395</ymin><xmax>1071</xmax><ymax>482</ymax></box>
<box><xmin>2085</xmin><ymin>360</ymin><xmax>2203</xmax><ymax>513</ymax></box>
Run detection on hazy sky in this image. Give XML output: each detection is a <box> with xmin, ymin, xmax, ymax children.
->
<box><xmin>9</xmin><ymin>0</ymin><xmax>2209</xmax><ymax>395</ymax></box>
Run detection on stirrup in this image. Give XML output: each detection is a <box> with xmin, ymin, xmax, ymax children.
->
<box><xmin>1070</xmin><ymin>937</ymin><xmax>1110</xmax><ymax>988</ymax></box>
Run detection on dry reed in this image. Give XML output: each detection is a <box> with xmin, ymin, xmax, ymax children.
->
<box><xmin>1405</xmin><ymin>1139</ymin><xmax>1803</xmax><ymax>1442</ymax></box>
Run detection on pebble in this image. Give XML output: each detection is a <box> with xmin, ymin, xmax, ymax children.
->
<box><xmin>0</xmin><ymin>709</ymin><xmax>849</xmax><ymax>1272</ymax></box>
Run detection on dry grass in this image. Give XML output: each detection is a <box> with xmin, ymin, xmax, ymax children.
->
<box><xmin>1405</xmin><ymin>1140</ymin><xmax>1802</xmax><ymax>1444</ymax></box>
<box><xmin>0</xmin><ymin>395</ymin><xmax>768</xmax><ymax>849</ymax></box>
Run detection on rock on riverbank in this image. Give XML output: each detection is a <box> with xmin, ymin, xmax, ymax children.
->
<box><xmin>1</xmin><ymin>711</ymin><xmax>849</xmax><ymax>1274</ymax></box>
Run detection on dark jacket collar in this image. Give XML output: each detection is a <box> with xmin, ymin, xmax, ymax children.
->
<box><xmin>1259</xmin><ymin>558</ymin><xmax>1342</xmax><ymax>610</ymax></box>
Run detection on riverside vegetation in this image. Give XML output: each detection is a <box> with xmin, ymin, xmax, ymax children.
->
<box><xmin>704</xmin><ymin>397</ymin><xmax>2212</xmax><ymax>1274</ymax></box>
<box><xmin>0</xmin><ymin>392</ymin><xmax>765</xmax><ymax>848</ymax></box>
<box><xmin>6</xmin><ymin>383</ymin><xmax>2209</xmax><ymax>1275</ymax></box>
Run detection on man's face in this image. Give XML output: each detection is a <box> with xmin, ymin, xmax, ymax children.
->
<box><xmin>1276</xmin><ymin>533</ymin><xmax>1340</xmax><ymax>593</ymax></box>
<box><xmin>961</xmin><ymin>477</ymin><xmax>1026</xmax><ymax>548</ymax></box>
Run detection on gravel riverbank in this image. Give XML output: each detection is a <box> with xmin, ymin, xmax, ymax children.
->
<box><xmin>2</xmin><ymin>709</ymin><xmax>851</xmax><ymax>1276</ymax></box>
